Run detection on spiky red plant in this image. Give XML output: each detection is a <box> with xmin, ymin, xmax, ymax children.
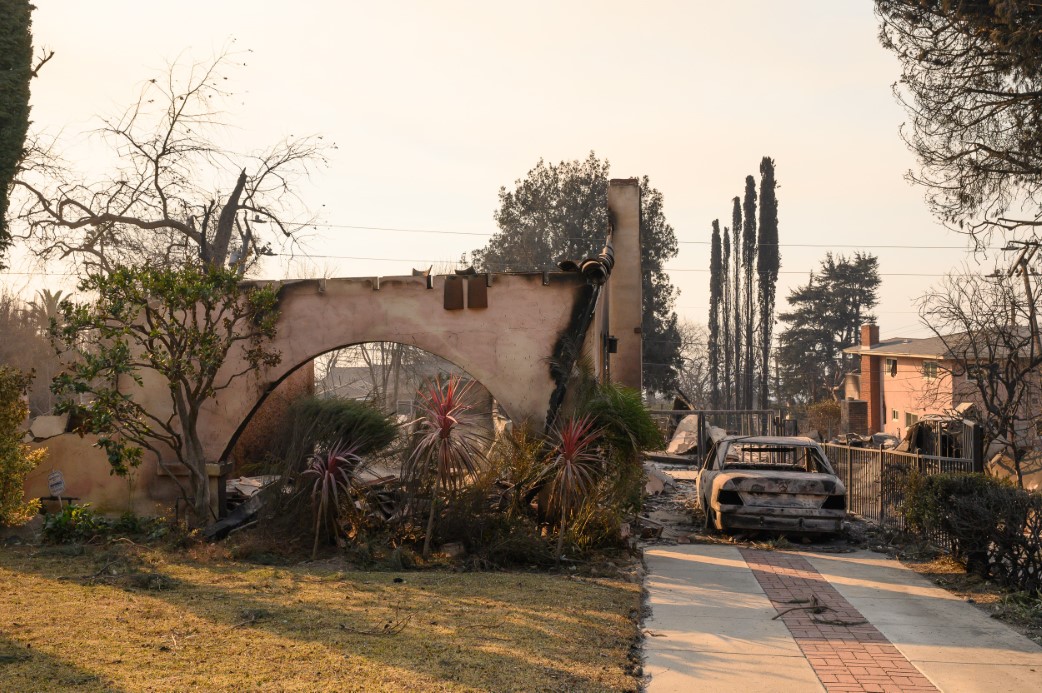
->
<box><xmin>406</xmin><ymin>375</ymin><xmax>486</xmax><ymax>557</ymax></box>
<box><xmin>546</xmin><ymin>415</ymin><xmax>603</xmax><ymax>561</ymax></box>
<box><xmin>302</xmin><ymin>440</ymin><xmax>363</xmax><ymax>559</ymax></box>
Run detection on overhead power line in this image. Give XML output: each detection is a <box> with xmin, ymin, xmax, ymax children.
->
<box><xmin>298</xmin><ymin>221</ymin><xmax>993</xmax><ymax>251</ymax></box>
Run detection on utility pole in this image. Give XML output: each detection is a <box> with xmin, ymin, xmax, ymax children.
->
<box><xmin>1006</xmin><ymin>241</ymin><xmax>1042</xmax><ymax>358</ymax></box>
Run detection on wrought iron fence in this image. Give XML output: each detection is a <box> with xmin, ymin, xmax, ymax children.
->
<box><xmin>822</xmin><ymin>443</ymin><xmax>976</xmax><ymax>528</ymax></box>
<box><xmin>647</xmin><ymin>409</ymin><xmax>781</xmax><ymax>451</ymax></box>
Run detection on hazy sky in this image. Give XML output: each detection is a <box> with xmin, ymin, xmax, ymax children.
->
<box><xmin>7</xmin><ymin>1</ymin><xmax>995</xmax><ymax>338</ymax></box>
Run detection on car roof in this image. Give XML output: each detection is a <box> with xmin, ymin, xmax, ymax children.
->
<box><xmin>720</xmin><ymin>435</ymin><xmax>820</xmax><ymax>446</ymax></box>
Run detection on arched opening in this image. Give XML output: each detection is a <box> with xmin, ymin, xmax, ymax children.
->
<box><xmin>224</xmin><ymin>341</ymin><xmax>510</xmax><ymax>473</ymax></box>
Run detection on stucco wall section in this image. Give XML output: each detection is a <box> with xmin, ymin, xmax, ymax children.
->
<box><xmin>878</xmin><ymin>356</ymin><xmax>952</xmax><ymax>438</ymax></box>
<box><xmin>23</xmin><ymin>434</ymin><xmax>179</xmax><ymax>516</ymax></box>
<box><xmin>191</xmin><ymin>271</ymin><xmax>593</xmax><ymax>462</ymax></box>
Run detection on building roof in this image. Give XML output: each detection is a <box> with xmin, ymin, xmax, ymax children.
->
<box><xmin>842</xmin><ymin>335</ymin><xmax>952</xmax><ymax>359</ymax></box>
<box><xmin>843</xmin><ymin>326</ymin><xmax>1034</xmax><ymax>360</ymax></box>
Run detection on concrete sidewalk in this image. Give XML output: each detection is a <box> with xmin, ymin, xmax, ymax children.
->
<box><xmin>643</xmin><ymin>545</ymin><xmax>1042</xmax><ymax>692</ymax></box>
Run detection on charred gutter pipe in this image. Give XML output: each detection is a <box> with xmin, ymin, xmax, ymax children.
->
<box><xmin>545</xmin><ymin>240</ymin><xmax>615</xmax><ymax>432</ymax></box>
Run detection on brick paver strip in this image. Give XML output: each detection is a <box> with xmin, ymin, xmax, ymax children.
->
<box><xmin>739</xmin><ymin>549</ymin><xmax>938</xmax><ymax>693</ymax></box>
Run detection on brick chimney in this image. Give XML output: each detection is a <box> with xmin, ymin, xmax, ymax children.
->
<box><xmin>861</xmin><ymin>323</ymin><xmax>879</xmax><ymax>348</ymax></box>
<box><xmin>859</xmin><ymin>324</ymin><xmax>882</xmax><ymax>433</ymax></box>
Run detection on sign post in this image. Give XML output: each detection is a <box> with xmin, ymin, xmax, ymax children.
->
<box><xmin>48</xmin><ymin>470</ymin><xmax>65</xmax><ymax>509</ymax></box>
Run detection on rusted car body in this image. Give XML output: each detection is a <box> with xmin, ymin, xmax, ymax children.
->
<box><xmin>697</xmin><ymin>435</ymin><xmax>847</xmax><ymax>534</ymax></box>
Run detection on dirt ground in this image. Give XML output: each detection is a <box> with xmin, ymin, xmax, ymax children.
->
<box><xmin>639</xmin><ymin>463</ymin><xmax>1042</xmax><ymax>648</ymax></box>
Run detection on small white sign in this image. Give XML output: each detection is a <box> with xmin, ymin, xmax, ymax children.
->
<box><xmin>48</xmin><ymin>470</ymin><xmax>65</xmax><ymax>497</ymax></box>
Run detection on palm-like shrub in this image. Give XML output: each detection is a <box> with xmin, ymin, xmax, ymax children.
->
<box><xmin>546</xmin><ymin>415</ymin><xmax>603</xmax><ymax>561</ymax></box>
<box><xmin>302</xmin><ymin>441</ymin><xmax>364</xmax><ymax>559</ymax></box>
<box><xmin>578</xmin><ymin>382</ymin><xmax>661</xmax><ymax>461</ymax></box>
<box><xmin>406</xmin><ymin>376</ymin><xmax>486</xmax><ymax>558</ymax></box>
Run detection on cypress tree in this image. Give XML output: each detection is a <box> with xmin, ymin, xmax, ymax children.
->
<box><xmin>722</xmin><ymin>226</ymin><xmax>732</xmax><ymax>409</ymax></box>
<box><xmin>708</xmin><ymin>220</ymin><xmax>722</xmax><ymax>408</ymax></box>
<box><xmin>731</xmin><ymin>197</ymin><xmax>743</xmax><ymax>408</ymax></box>
<box><xmin>757</xmin><ymin>157</ymin><xmax>780</xmax><ymax>409</ymax></box>
<box><xmin>742</xmin><ymin>176</ymin><xmax>757</xmax><ymax>408</ymax></box>
<box><xmin>0</xmin><ymin>0</ymin><xmax>33</xmax><ymax>269</ymax></box>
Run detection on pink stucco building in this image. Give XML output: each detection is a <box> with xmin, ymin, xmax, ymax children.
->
<box><xmin>844</xmin><ymin>324</ymin><xmax>967</xmax><ymax>438</ymax></box>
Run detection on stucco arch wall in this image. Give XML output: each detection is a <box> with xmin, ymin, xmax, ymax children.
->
<box><xmin>190</xmin><ymin>271</ymin><xmax>595</xmax><ymax>463</ymax></box>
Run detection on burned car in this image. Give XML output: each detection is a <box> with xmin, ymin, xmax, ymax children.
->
<box><xmin>697</xmin><ymin>435</ymin><xmax>846</xmax><ymax>535</ymax></box>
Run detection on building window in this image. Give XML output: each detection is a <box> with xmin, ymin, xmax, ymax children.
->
<box><xmin>922</xmin><ymin>361</ymin><xmax>938</xmax><ymax>380</ymax></box>
<box><xmin>967</xmin><ymin>363</ymin><xmax>996</xmax><ymax>385</ymax></box>
<box><xmin>892</xmin><ymin>409</ymin><xmax>899</xmax><ymax>421</ymax></box>
<box><xmin>905</xmin><ymin>412</ymin><xmax>919</xmax><ymax>427</ymax></box>
<box><xmin>885</xmin><ymin>358</ymin><xmax>898</xmax><ymax>377</ymax></box>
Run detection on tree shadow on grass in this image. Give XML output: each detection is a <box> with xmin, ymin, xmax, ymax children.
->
<box><xmin>0</xmin><ymin>633</ymin><xmax>125</xmax><ymax>692</ymax></box>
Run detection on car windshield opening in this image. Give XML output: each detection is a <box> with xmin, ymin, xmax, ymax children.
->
<box><xmin>722</xmin><ymin>443</ymin><xmax>832</xmax><ymax>473</ymax></box>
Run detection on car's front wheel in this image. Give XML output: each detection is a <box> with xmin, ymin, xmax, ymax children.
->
<box><xmin>702</xmin><ymin>495</ymin><xmax>716</xmax><ymax>532</ymax></box>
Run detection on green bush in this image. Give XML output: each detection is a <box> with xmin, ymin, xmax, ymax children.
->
<box><xmin>288</xmin><ymin>396</ymin><xmax>398</xmax><ymax>455</ymax></box>
<box><xmin>575</xmin><ymin>381</ymin><xmax>659</xmax><ymax>520</ymax></box>
<box><xmin>578</xmin><ymin>381</ymin><xmax>662</xmax><ymax>461</ymax></box>
<box><xmin>0</xmin><ymin>366</ymin><xmax>44</xmax><ymax>527</ymax></box>
<box><xmin>42</xmin><ymin>505</ymin><xmax>166</xmax><ymax>544</ymax></box>
<box><xmin>904</xmin><ymin>472</ymin><xmax>1042</xmax><ymax>592</ymax></box>
<box><xmin>42</xmin><ymin>504</ymin><xmax>107</xmax><ymax>543</ymax></box>
<box><xmin>253</xmin><ymin>396</ymin><xmax>398</xmax><ymax>551</ymax></box>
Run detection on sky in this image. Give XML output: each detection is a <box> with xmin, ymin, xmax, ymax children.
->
<box><xmin>4</xmin><ymin>0</ymin><xmax>1000</xmax><ymax>339</ymax></box>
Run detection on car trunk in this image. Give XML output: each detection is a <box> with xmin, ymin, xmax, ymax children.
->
<box><xmin>723</xmin><ymin>471</ymin><xmax>841</xmax><ymax>509</ymax></box>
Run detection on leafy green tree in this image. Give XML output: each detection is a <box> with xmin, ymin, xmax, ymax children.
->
<box><xmin>708</xmin><ymin>220</ymin><xmax>723</xmax><ymax>407</ymax></box>
<box><xmin>876</xmin><ymin>1</ymin><xmax>1042</xmax><ymax>246</ymax></box>
<box><xmin>757</xmin><ymin>157</ymin><xmax>780</xmax><ymax>408</ymax></box>
<box><xmin>471</xmin><ymin>153</ymin><xmax>682</xmax><ymax>393</ymax></box>
<box><xmin>0</xmin><ymin>0</ymin><xmax>32</xmax><ymax>269</ymax></box>
<box><xmin>51</xmin><ymin>264</ymin><xmax>281</xmax><ymax>523</ymax></box>
<box><xmin>777</xmin><ymin>253</ymin><xmax>881</xmax><ymax>404</ymax></box>
<box><xmin>0</xmin><ymin>366</ymin><xmax>44</xmax><ymax>527</ymax></box>
<box><xmin>742</xmin><ymin>176</ymin><xmax>758</xmax><ymax>406</ymax></box>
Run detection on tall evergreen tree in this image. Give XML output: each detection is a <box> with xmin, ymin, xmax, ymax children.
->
<box><xmin>742</xmin><ymin>176</ymin><xmax>758</xmax><ymax>407</ymax></box>
<box><xmin>721</xmin><ymin>226</ymin><xmax>732</xmax><ymax>409</ymax></box>
<box><xmin>0</xmin><ymin>0</ymin><xmax>33</xmax><ymax>269</ymax></box>
<box><xmin>756</xmin><ymin>157</ymin><xmax>780</xmax><ymax>408</ymax></box>
<box><xmin>731</xmin><ymin>197</ymin><xmax>743</xmax><ymax>408</ymax></box>
<box><xmin>708</xmin><ymin>220</ymin><xmax>723</xmax><ymax>408</ymax></box>
<box><xmin>777</xmin><ymin>253</ymin><xmax>881</xmax><ymax>404</ymax></box>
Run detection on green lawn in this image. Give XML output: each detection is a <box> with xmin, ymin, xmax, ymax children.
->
<box><xmin>0</xmin><ymin>545</ymin><xmax>641</xmax><ymax>692</ymax></box>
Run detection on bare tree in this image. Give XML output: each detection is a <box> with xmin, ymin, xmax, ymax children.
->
<box><xmin>877</xmin><ymin>1</ymin><xmax>1042</xmax><ymax>247</ymax></box>
<box><xmin>919</xmin><ymin>270</ymin><xmax>1042</xmax><ymax>486</ymax></box>
<box><xmin>12</xmin><ymin>52</ymin><xmax>326</xmax><ymax>272</ymax></box>
<box><xmin>677</xmin><ymin>320</ymin><xmax>711</xmax><ymax>408</ymax></box>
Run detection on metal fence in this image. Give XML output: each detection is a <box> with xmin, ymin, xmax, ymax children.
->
<box><xmin>648</xmin><ymin>409</ymin><xmax>782</xmax><ymax>449</ymax></box>
<box><xmin>822</xmin><ymin>443</ymin><xmax>976</xmax><ymax>528</ymax></box>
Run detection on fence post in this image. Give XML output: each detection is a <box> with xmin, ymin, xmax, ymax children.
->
<box><xmin>878</xmin><ymin>451</ymin><xmax>885</xmax><ymax>525</ymax></box>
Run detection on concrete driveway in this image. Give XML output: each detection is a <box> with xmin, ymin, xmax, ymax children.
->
<box><xmin>643</xmin><ymin>545</ymin><xmax>1042</xmax><ymax>692</ymax></box>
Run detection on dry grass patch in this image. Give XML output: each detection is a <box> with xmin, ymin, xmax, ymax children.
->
<box><xmin>0</xmin><ymin>545</ymin><xmax>640</xmax><ymax>692</ymax></box>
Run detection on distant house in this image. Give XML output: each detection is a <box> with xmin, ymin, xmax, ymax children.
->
<box><xmin>843</xmin><ymin>324</ymin><xmax>1041</xmax><ymax>446</ymax></box>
